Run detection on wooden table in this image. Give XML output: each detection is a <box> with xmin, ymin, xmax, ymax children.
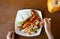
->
<box><xmin>0</xmin><ymin>0</ymin><xmax>60</xmax><ymax>39</ymax></box>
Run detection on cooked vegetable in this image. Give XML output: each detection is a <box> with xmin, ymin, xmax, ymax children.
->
<box><xmin>33</xmin><ymin>28</ymin><xmax>39</xmax><ymax>32</ymax></box>
<box><xmin>18</xmin><ymin>21</ymin><xmax>22</xmax><ymax>25</ymax></box>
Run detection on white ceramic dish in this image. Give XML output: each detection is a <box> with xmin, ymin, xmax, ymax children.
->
<box><xmin>15</xmin><ymin>9</ymin><xmax>43</xmax><ymax>37</ymax></box>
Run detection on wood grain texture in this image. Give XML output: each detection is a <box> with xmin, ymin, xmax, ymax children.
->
<box><xmin>0</xmin><ymin>0</ymin><xmax>60</xmax><ymax>39</ymax></box>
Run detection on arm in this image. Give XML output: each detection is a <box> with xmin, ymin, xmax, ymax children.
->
<box><xmin>44</xmin><ymin>18</ymin><xmax>54</xmax><ymax>39</ymax></box>
<box><xmin>40</xmin><ymin>18</ymin><xmax>54</xmax><ymax>39</ymax></box>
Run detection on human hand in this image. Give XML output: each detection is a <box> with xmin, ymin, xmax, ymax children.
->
<box><xmin>6</xmin><ymin>31</ymin><xmax>14</xmax><ymax>39</ymax></box>
<box><xmin>40</xmin><ymin>18</ymin><xmax>54</xmax><ymax>39</ymax></box>
<box><xmin>44</xmin><ymin>18</ymin><xmax>51</xmax><ymax>33</ymax></box>
<box><xmin>40</xmin><ymin>18</ymin><xmax>51</xmax><ymax>33</ymax></box>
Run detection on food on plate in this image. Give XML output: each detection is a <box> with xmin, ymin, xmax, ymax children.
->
<box><xmin>17</xmin><ymin>9</ymin><xmax>41</xmax><ymax>35</ymax></box>
<box><xmin>24</xmin><ymin>18</ymin><xmax>40</xmax><ymax>35</ymax></box>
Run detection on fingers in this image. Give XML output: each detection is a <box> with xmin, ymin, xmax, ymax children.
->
<box><xmin>7</xmin><ymin>31</ymin><xmax>14</xmax><ymax>39</ymax></box>
<box><xmin>44</xmin><ymin>18</ymin><xmax>51</xmax><ymax>24</ymax></box>
<box><xmin>44</xmin><ymin>18</ymin><xmax>48</xmax><ymax>24</ymax></box>
<box><xmin>40</xmin><ymin>19</ymin><xmax>44</xmax><ymax>26</ymax></box>
<box><xmin>39</xmin><ymin>18</ymin><xmax>51</xmax><ymax>27</ymax></box>
<box><xmin>7</xmin><ymin>32</ymin><xmax>11</xmax><ymax>39</ymax></box>
<box><xmin>44</xmin><ymin>18</ymin><xmax>48</xmax><ymax>28</ymax></box>
<box><xmin>44</xmin><ymin>18</ymin><xmax>51</xmax><ymax>30</ymax></box>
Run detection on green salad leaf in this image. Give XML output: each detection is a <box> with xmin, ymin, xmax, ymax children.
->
<box><xmin>18</xmin><ymin>21</ymin><xmax>22</xmax><ymax>25</ymax></box>
<box><xmin>33</xmin><ymin>28</ymin><xmax>39</xmax><ymax>33</ymax></box>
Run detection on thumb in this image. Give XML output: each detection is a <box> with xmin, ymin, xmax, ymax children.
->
<box><xmin>44</xmin><ymin>18</ymin><xmax>48</xmax><ymax>27</ymax></box>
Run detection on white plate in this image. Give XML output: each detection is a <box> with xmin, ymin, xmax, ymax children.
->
<box><xmin>15</xmin><ymin>9</ymin><xmax>43</xmax><ymax>37</ymax></box>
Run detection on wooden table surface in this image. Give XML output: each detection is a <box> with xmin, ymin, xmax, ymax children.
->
<box><xmin>0</xmin><ymin>0</ymin><xmax>60</xmax><ymax>39</ymax></box>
